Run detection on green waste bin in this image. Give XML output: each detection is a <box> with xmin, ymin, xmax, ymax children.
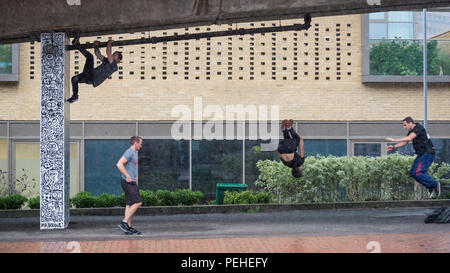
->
<box><xmin>216</xmin><ymin>183</ymin><xmax>247</xmax><ymax>205</ymax></box>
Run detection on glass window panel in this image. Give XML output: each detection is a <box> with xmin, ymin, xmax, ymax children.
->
<box><xmin>70</xmin><ymin>143</ymin><xmax>79</xmax><ymax>198</ymax></box>
<box><xmin>138</xmin><ymin>139</ymin><xmax>189</xmax><ymax>191</ymax></box>
<box><xmin>245</xmin><ymin>140</ymin><xmax>279</xmax><ymax>191</ymax></box>
<box><xmin>388</xmin><ymin>11</ymin><xmax>413</xmax><ymax>22</ymax></box>
<box><xmin>0</xmin><ymin>139</ymin><xmax>8</xmax><ymax>196</ymax></box>
<box><xmin>387</xmin><ymin>142</ymin><xmax>415</xmax><ymax>156</ymax></box>
<box><xmin>432</xmin><ymin>139</ymin><xmax>450</xmax><ymax>165</ymax></box>
<box><xmin>14</xmin><ymin>142</ymin><xmax>79</xmax><ymax>199</ymax></box>
<box><xmin>369</xmin><ymin>23</ymin><xmax>387</xmax><ymax>39</ymax></box>
<box><xmin>354</xmin><ymin>143</ymin><xmax>381</xmax><ymax>157</ymax></box>
<box><xmin>388</xmin><ymin>23</ymin><xmax>414</xmax><ymax>39</ymax></box>
<box><xmin>14</xmin><ymin>143</ymin><xmax>39</xmax><ymax>198</ymax></box>
<box><xmin>304</xmin><ymin>139</ymin><xmax>347</xmax><ymax>157</ymax></box>
<box><xmin>369</xmin><ymin>12</ymin><xmax>386</xmax><ymax>20</ymax></box>
<box><xmin>192</xmin><ymin>140</ymin><xmax>243</xmax><ymax>197</ymax></box>
<box><xmin>85</xmin><ymin>140</ymin><xmax>129</xmax><ymax>196</ymax></box>
<box><xmin>0</xmin><ymin>44</ymin><xmax>12</xmax><ymax>74</ymax></box>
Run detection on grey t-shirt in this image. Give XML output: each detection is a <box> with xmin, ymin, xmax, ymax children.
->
<box><xmin>93</xmin><ymin>58</ymin><xmax>118</xmax><ymax>87</ymax></box>
<box><xmin>121</xmin><ymin>148</ymin><xmax>137</xmax><ymax>182</ymax></box>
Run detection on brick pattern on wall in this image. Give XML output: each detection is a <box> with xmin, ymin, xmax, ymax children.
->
<box><xmin>1</xmin><ymin>15</ymin><xmax>449</xmax><ymax>122</ymax></box>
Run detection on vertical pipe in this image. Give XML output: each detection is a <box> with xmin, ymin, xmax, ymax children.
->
<box><xmin>423</xmin><ymin>9</ymin><xmax>428</xmax><ymax>130</ymax></box>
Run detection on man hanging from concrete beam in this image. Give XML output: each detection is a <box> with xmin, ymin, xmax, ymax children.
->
<box><xmin>67</xmin><ymin>36</ymin><xmax>123</xmax><ymax>103</ymax></box>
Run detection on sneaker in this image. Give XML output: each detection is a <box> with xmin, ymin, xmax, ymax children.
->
<box><xmin>67</xmin><ymin>95</ymin><xmax>78</xmax><ymax>103</ymax></box>
<box><xmin>128</xmin><ymin>226</ymin><xmax>142</xmax><ymax>235</ymax></box>
<box><xmin>434</xmin><ymin>182</ymin><xmax>441</xmax><ymax>198</ymax></box>
<box><xmin>118</xmin><ymin>221</ymin><xmax>133</xmax><ymax>235</ymax></box>
<box><xmin>72</xmin><ymin>35</ymin><xmax>80</xmax><ymax>46</ymax></box>
<box><xmin>428</xmin><ymin>188</ymin><xmax>436</xmax><ymax>199</ymax></box>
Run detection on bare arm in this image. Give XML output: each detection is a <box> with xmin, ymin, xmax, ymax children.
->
<box><xmin>299</xmin><ymin>134</ymin><xmax>305</xmax><ymax>158</ymax></box>
<box><xmin>386</xmin><ymin>132</ymin><xmax>416</xmax><ymax>143</ymax></box>
<box><xmin>106</xmin><ymin>40</ymin><xmax>114</xmax><ymax>63</ymax></box>
<box><xmin>116</xmin><ymin>157</ymin><xmax>132</xmax><ymax>182</ymax></box>
<box><xmin>93</xmin><ymin>41</ymin><xmax>104</xmax><ymax>61</ymax></box>
<box><xmin>386</xmin><ymin>141</ymin><xmax>408</xmax><ymax>152</ymax></box>
<box><xmin>385</xmin><ymin>132</ymin><xmax>416</xmax><ymax>152</ymax></box>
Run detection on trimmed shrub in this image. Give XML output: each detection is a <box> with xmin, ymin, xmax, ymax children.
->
<box><xmin>156</xmin><ymin>190</ymin><xmax>176</xmax><ymax>206</ymax></box>
<box><xmin>28</xmin><ymin>196</ymin><xmax>40</xmax><ymax>209</ymax></box>
<box><xmin>0</xmin><ymin>194</ymin><xmax>28</xmax><ymax>210</ymax></box>
<box><xmin>255</xmin><ymin>154</ymin><xmax>450</xmax><ymax>203</ymax></box>
<box><xmin>95</xmin><ymin>193</ymin><xmax>118</xmax><ymax>208</ymax></box>
<box><xmin>172</xmin><ymin>189</ymin><xmax>203</xmax><ymax>206</ymax></box>
<box><xmin>224</xmin><ymin>190</ymin><xmax>273</xmax><ymax>204</ymax></box>
<box><xmin>70</xmin><ymin>192</ymin><xmax>97</xmax><ymax>208</ymax></box>
<box><xmin>139</xmin><ymin>190</ymin><xmax>158</xmax><ymax>206</ymax></box>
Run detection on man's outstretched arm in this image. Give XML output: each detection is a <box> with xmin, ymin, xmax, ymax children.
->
<box><xmin>299</xmin><ymin>134</ymin><xmax>305</xmax><ymax>158</ymax></box>
<box><xmin>93</xmin><ymin>41</ymin><xmax>104</xmax><ymax>61</ymax></box>
<box><xmin>106</xmin><ymin>40</ymin><xmax>114</xmax><ymax>63</ymax></box>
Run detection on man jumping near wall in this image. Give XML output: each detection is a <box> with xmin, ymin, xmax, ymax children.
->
<box><xmin>386</xmin><ymin>117</ymin><xmax>441</xmax><ymax>198</ymax></box>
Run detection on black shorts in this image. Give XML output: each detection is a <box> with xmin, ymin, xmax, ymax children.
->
<box><xmin>121</xmin><ymin>179</ymin><xmax>142</xmax><ymax>206</ymax></box>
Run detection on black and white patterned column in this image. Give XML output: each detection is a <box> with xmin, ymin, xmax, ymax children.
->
<box><xmin>40</xmin><ymin>33</ymin><xmax>70</xmax><ymax>229</ymax></box>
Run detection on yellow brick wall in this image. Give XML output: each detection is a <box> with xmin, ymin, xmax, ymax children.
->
<box><xmin>0</xmin><ymin>14</ymin><xmax>449</xmax><ymax>121</ymax></box>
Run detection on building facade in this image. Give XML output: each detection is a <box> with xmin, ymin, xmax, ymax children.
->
<box><xmin>0</xmin><ymin>13</ymin><xmax>449</xmax><ymax>199</ymax></box>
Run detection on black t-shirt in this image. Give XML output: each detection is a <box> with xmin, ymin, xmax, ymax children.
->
<box><xmin>93</xmin><ymin>58</ymin><xmax>118</xmax><ymax>87</ymax></box>
<box><xmin>407</xmin><ymin>123</ymin><xmax>435</xmax><ymax>155</ymax></box>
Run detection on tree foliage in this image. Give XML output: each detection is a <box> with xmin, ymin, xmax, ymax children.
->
<box><xmin>370</xmin><ymin>40</ymin><xmax>441</xmax><ymax>76</ymax></box>
<box><xmin>255</xmin><ymin>154</ymin><xmax>450</xmax><ymax>203</ymax></box>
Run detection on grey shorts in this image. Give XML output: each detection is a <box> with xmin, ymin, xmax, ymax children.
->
<box><xmin>121</xmin><ymin>179</ymin><xmax>142</xmax><ymax>206</ymax></box>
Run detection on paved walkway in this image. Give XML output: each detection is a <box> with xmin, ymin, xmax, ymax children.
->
<box><xmin>1</xmin><ymin>232</ymin><xmax>449</xmax><ymax>253</ymax></box>
<box><xmin>0</xmin><ymin>207</ymin><xmax>449</xmax><ymax>253</ymax></box>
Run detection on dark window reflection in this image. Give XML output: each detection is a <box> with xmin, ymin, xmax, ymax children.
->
<box><xmin>138</xmin><ymin>139</ymin><xmax>189</xmax><ymax>191</ymax></box>
<box><xmin>85</xmin><ymin>140</ymin><xmax>129</xmax><ymax>196</ymax></box>
<box><xmin>192</xmin><ymin>140</ymin><xmax>242</xmax><ymax>197</ymax></box>
<box><xmin>304</xmin><ymin>139</ymin><xmax>347</xmax><ymax>157</ymax></box>
<box><xmin>354</xmin><ymin>143</ymin><xmax>381</xmax><ymax>157</ymax></box>
<box><xmin>245</xmin><ymin>140</ymin><xmax>279</xmax><ymax>191</ymax></box>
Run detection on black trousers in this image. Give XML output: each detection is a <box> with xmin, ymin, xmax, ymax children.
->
<box><xmin>71</xmin><ymin>46</ymin><xmax>94</xmax><ymax>95</ymax></box>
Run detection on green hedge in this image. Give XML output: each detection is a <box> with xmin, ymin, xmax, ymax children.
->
<box><xmin>28</xmin><ymin>196</ymin><xmax>40</xmax><ymax>209</ymax></box>
<box><xmin>255</xmin><ymin>154</ymin><xmax>450</xmax><ymax>203</ymax></box>
<box><xmin>70</xmin><ymin>189</ymin><xmax>203</xmax><ymax>208</ymax></box>
<box><xmin>224</xmin><ymin>190</ymin><xmax>274</xmax><ymax>204</ymax></box>
<box><xmin>0</xmin><ymin>194</ymin><xmax>28</xmax><ymax>210</ymax></box>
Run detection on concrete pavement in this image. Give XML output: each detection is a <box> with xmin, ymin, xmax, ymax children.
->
<box><xmin>0</xmin><ymin>206</ymin><xmax>449</xmax><ymax>253</ymax></box>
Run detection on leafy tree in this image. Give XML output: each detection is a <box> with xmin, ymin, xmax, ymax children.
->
<box><xmin>0</xmin><ymin>44</ymin><xmax>12</xmax><ymax>74</ymax></box>
<box><xmin>370</xmin><ymin>40</ymin><xmax>440</xmax><ymax>76</ymax></box>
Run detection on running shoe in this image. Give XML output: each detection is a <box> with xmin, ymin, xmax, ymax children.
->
<box><xmin>118</xmin><ymin>221</ymin><xmax>133</xmax><ymax>235</ymax></box>
<box><xmin>67</xmin><ymin>95</ymin><xmax>78</xmax><ymax>103</ymax></box>
<box><xmin>434</xmin><ymin>182</ymin><xmax>441</xmax><ymax>198</ymax></box>
<box><xmin>128</xmin><ymin>226</ymin><xmax>142</xmax><ymax>235</ymax></box>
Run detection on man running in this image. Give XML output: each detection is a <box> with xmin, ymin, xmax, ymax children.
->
<box><xmin>68</xmin><ymin>36</ymin><xmax>122</xmax><ymax>103</ymax></box>
<box><xmin>386</xmin><ymin>117</ymin><xmax>441</xmax><ymax>198</ymax></box>
<box><xmin>116</xmin><ymin>136</ymin><xmax>143</xmax><ymax>235</ymax></box>
<box><xmin>277</xmin><ymin>119</ymin><xmax>305</xmax><ymax>178</ymax></box>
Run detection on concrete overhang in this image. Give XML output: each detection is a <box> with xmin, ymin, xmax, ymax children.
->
<box><xmin>1</xmin><ymin>0</ymin><xmax>450</xmax><ymax>44</ymax></box>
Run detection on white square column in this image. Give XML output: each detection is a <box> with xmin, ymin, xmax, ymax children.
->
<box><xmin>40</xmin><ymin>33</ymin><xmax>70</xmax><ymax>229</ymax></box>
